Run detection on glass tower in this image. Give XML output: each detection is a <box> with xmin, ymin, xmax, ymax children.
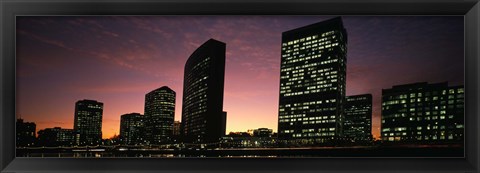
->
<box><xmin>144</xmin><ymin>86</ymin><xmax>175</xmax><ymax>144</ymax></box>
<box><xmin>278</xmin><ymin>17</ymin><xmax>348</xmax><ymax>145</ymax></box>
<box><xmin>74</xmin><ymin>99</ymin><xmax>103</xmax><ymax>146</ymax></box>
<box><xmin>181</xmin><ymin>39</ymin><xmax>226</xmax><ymax>143</ymax></box>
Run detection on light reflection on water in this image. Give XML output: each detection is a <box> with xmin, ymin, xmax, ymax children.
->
<box><xmin>17</xmin><ymin>146</ymin><xmax>463</xmax><ymax>158</ymax></box>
<box><xmin>20</xmin><ymin>152</ymin><xmax>280</xmax><ymax>158</ymax></box>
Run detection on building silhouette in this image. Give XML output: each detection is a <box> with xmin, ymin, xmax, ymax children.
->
<box><xmin>74</xmin><ymin>99</ymin><xmax>103</xmax><ymax>146</ymax></box>
<box><xmin>181</xmin><ymin>39</ymin><xmax>226</xmax><ymax>143</ymax></box>
<box><xmin>381</xmin><ymin>82</ymin><xmax>464</xmax><ymax>145</ymax></box>
<box><xmin>277</xmin><ymin>17</ymin><xmax>348</xmax><ymax>145</ymax></box>
<box><xmin>173</xmin><ymin>121</ymin><xmax>181</xmax><ymax>136</ymax></box>
<box><xmin>120</xmin><ymin>113</ymin><xmax>145</xmax><ymax>145</ymax></box>
<box><xmin>344</xmin><ymin>94</ymin><xmax>373</xmax><ymax>143</ymax></box>
<box><xmin>37</xmin><ymin>127</ymin><xmax>74</xmax><ymax>147</ymax></box>
<box><xmin>144</xmin><ymin>86</ymin><xmax>176</xmax><ymax>144</ymax></box>
<box><xmin>16</xmin><ymin>119</ymin><xmax>36</xmax><ymax>147</ymax></box>
<box><xmin>221</xmin><ymin>111</ymin><xmax>227</xmax><ymax>137</ymax></box>
<box><xmin>253</xmin><ymin>128</ymin><xmax>274</xmax><ymax>137</ymax></box>
<box><xmin>172</xmin><ymin>121</ymin><xmax>181</xmax><ymax>142</ymax></box>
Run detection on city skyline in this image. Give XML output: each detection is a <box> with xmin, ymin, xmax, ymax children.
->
<box><xmin>16</xmin><ymin>16</ymin><xmax>464</xmax><ymax>139</ymax></box>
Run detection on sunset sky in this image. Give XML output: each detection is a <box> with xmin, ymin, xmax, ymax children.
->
<box><xmin>16</xmin><ymin>16</ymin><xmax>464</xmax><ymax>139</ymax></box>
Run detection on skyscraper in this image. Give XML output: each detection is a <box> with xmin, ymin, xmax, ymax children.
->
<box><xmin>344</xmin><ymin>94</ymin><xmax>373</xmax><ymax>143</ymax></box>
<box><xmin>74</xmin><ymin>99</ymin><xmax>103</xmax><ymax>146</ymax></box>
<box><xmin>181</xmin><ymin>39</ymin><xmax>226</xmax><ymax>143</ymax></box>
<box><xmin>381</xmin><ymin>82</ymin><xmax>464</xmax><ymax>145</ymax></box>
<box><xmin>277</xmin><ymin>17</ymin><xmax>348</xmax><ymax>145</ymax></box>
<box><xmin>16</xmin><ymin>119</ymin><xmax>36</xmax><ymax>147</ymax></box>
<box><xmin>144</xmin><ymin>86</ymin><xmax>176</xmax><ymax>144</ymax></box>
<box><xmin>120</xmin><ymin>113</ymin><xmax>145</xmax><ymax>145</ymax></box>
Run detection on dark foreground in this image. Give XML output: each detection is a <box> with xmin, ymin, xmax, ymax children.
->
<box><xmin>17</xmin><ymin>146</ymin><xmax>464</xmax><ymax>158</ymax></box>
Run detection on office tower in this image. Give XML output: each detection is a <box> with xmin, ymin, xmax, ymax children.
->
<box><xmin>16</xmin><ymin>119</ymin><xmax>36</xmax><ymax>147</ymax></box>
<box><xmin>144</xmin><ymin>86</ymin><xmax>176</xmax><ymax>144</ymax></box>
<box><xmin>74</xmin><ymin>99</ymin><xmax>103</xmax><ymax>146</ymax></box>
<box><xmin>181</xmin><ymin>39</ymin><xmax>226</xmax><ymax>143</ymax></box>
<box><xmin>277</xmin><ymin>17</ymin><xmax>348</xmax><ymax>145</ymax></box>
<box><xmin>344</xmin><ymin>94</ymin><xmax>373</xmax><ymax>143</ymax></box>
<box><xmin>37</xmin><ymin>127</ymin><xmax>74</xmax><ymax>147</ymax></box>
<box><xmin>120</xmin><ymin>113</ymin><xmax>145</xmax><ymax>145</ymax></box>
<box><xmin>381</xmin><ymin>82</ymin><xmax>464</xmax><ymax>145</ymax></box>
<box><xmin>253</xmin><ymin>128</ymin><xmax>274</xmax><ymax>137</ymax></box>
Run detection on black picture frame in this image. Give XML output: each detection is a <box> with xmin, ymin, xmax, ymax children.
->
<box><xmin>1</xmin><ymin>0</ymin><xmax>479</xmax><ymax>172</ymax></box>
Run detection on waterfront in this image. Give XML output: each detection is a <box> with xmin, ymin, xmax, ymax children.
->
<box><xmin>17</xmin><ymin>145</ymin><xmax>464</xmax><ymax>158</ymax></box>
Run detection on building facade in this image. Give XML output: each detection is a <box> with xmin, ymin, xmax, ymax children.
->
<box><xmin>37</xmin><ymin>127</ymin><xmax>75</xmax><ymax>147</ymax></box>
<box><xmin>144</xmin><ymin>86</ymin><xmax>176</xmax><ymax>144</ymax></box>
<box><xmin>16</xmin><ymin>119</ymin><xmax>36</xmax><ymax>147</ymax></box>
<box><xmin>277</xmin><ymin>17</ymin><xmax>348</xmax><ymax>145</ymax></box>
<box><xmin>74</xmin><ymin>99</ymin><xmax>103</xmax><ymax>146</ymax></box>
<box><xmin>120</xmin><ymin>113</ymin><xmax>145</xmax><ymax>145</ymax></box>
<box><xmin>181</xmin><ymin>39</ymin><xmax>226</xmax><ymax>143</ymax></box>
<box><xmin>344</xmin><ymin>94</ymin><xmax>373</xmax><ymax>143</ymax></box>
<box><xmin>381</xmin><ymin>82</ymin><xmax>464</xmax><ymax>145</ymax></box>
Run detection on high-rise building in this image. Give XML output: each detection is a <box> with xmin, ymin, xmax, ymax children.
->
<box><xmin>74</xmin><ymin>99</ymin><xmax>103</xmax><ymax>146</ymax></box>
<box><xmin>181</xmin><ymin>39</ymin><xmax>226</xmax><ymax>143</ymax></box>
<box><xmin>344</xmin><ymin>94</ymin><xmax>373</xmax><ymax>143</ymax></box>
<box><xmin>381</xmin><ymin>82</ymin><xmax>464</xmax><ymax>145</ymax></box>
<box><xmin>144</xmin><ymin>86</ymin><xmax>176</xmax><ymax>144</ymax></box>
<box><xmin>16</xmin><ymin>119</ymin><xmax>36</xmax><ymax>147</ymax></box>
<box><xmin>277</xmin><ymin>17</ymin><xmax>348</xmax><ymax>145</ymax></box>
<box><xmin>120</xmin><ymin>113</ymin><xmax>145</xmax><ymax>145</ymax></box>
<box><xmin>37</xmin><ymin>127</ymin><xmax>74</xmax><ymax>147</ymax></box>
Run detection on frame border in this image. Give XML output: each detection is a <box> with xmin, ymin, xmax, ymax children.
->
<box><xmin>1</xmin><ymin>0</ymin><xmax>479</xmax><ymax>172</ymax></box>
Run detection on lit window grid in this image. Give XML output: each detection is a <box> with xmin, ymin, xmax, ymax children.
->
<box><xmin>120</xmin><ymin>113</ymin><xmax>145</xmax><ymax>145</ymax></box>
<box><xmin>74</xmin><ymin>101</ymin><xmax>103</xmax><ymax>145</ymax></box>
<box><xmin>344</xmin><ymin>105</ymin><xmax>372</xmax><ymax>141</ymax></box>
<box><xmin>183</xmin><ymin>57</ymin><xmax>211</xmax><ymax>138</ymax></box>
<box><xmin>381</xmin><ymin>87</ymin><xmax>464</xmax><ymax>142</ymax></box>
<box><xmin>144</xmin><ymin>88</ymin><xmax>176</xmax><ymax>143</ymax></box>
<box><xmin>278</xmin><ymin>31</ymin><xmax>347</xmax><ymax>141</ymax></box>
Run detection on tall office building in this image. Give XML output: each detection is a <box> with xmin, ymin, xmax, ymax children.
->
<box><xmin>120</xmin><ymin>113</ymin><xmax>145</xmax><ymax>145</ymax></box>
<box><xmin>381</xmin><ymin>82</ymin><xmax>464</xmax><ymax>145</ymax></box>
<box><xmin>144</xmin><ymin>86</ymin><xmax>176</xmax><ymax>144</ymax></box>
<box><xmin>37</xmin><ymin>127</ymin><xmax>75</xmax><ymax>147</ymax></box>
<box><xmin>344</xmin><ymin>94</ymin><xmax>373</xmax><ymax>143</ymax></box>
<box><xmin>278</xmin><ymin>17</ymin><xmax>348</xmax><ymax>145</ymax></box>
<box><xmin>74</xmin><ymin>99</ymin><xmax>103</xmax><ymax>146</ymax></box>
<box><xmin>181</xmin><ymin>39</ymin><xmax>226</xmax><ymax>143</ymax></box>
<box><xmin>16</xmin><ymin>119</ymin><xmax>36</xmax><ymax>147</ymax></box>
